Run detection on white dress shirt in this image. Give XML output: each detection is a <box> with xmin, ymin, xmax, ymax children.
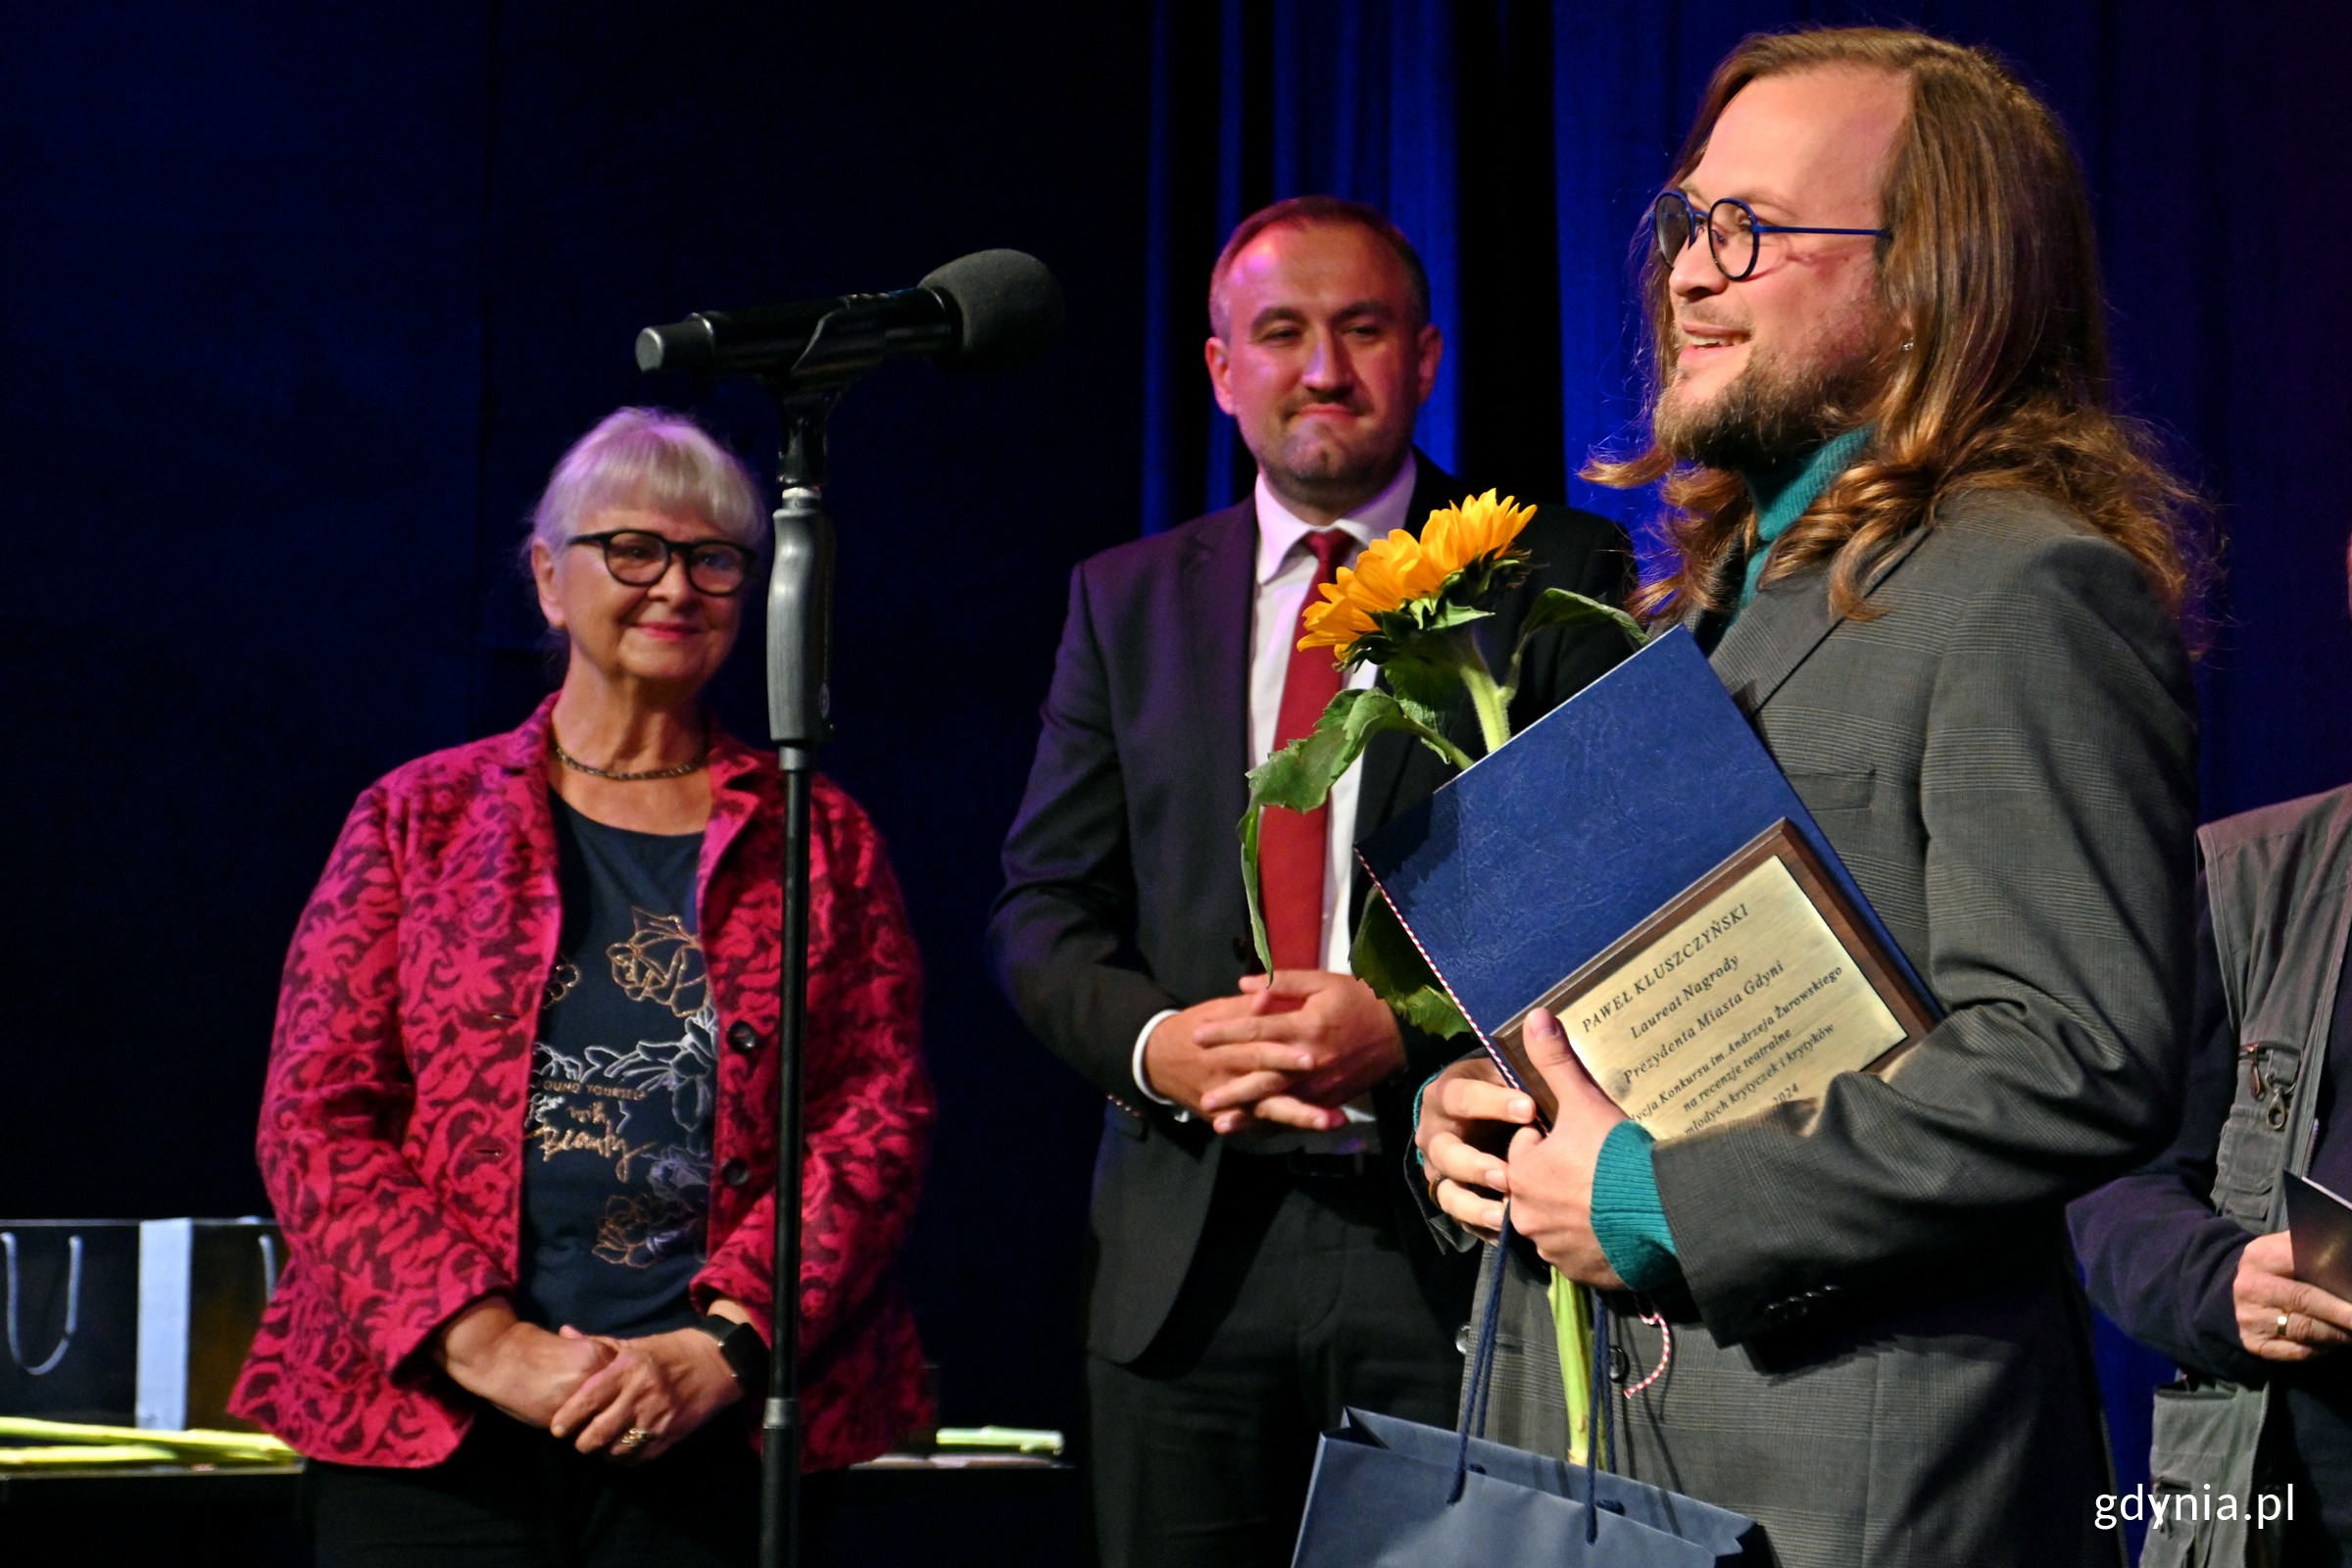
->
<box><xmin>1132</xmin><ymin>456</ymin><xmax>1420</xmax><ymax>1152</ymax></box>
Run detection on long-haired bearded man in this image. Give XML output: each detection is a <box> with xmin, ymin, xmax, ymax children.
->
<box><xmin>1414</xmin><ymin>27</ymin><xmax>2200</xmax><ymax>1568</ymax></box>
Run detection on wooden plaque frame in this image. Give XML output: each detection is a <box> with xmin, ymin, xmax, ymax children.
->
<box><xmin>1487</xmin><ymin>818</ymin><xmax>1936</xmax><ymax>1128</ymax></box>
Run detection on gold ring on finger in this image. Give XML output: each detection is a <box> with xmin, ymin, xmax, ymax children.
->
<box><xmin>2278</xmin><ymin>1312</ymin><xmax>2294</xmax><ymax>1339</ymax></box>
<box><xmin>615</xmin><ymin>1426</ymin><xmax>652</xmax><ymax>1453</ymax></box>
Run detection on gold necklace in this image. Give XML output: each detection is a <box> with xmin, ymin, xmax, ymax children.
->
<box><xmin>549</xmin><ymin>722</ymin><xmax>709</xmax><ymax>781</ymax></box>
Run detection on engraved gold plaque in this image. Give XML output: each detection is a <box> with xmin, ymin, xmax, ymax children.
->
<box><xmin>1491</xmin><ymin>821</ymin><xmax>1933</xmax><ymax>1134</ymax></box>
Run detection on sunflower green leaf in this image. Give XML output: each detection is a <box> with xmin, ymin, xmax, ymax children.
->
<box><xmin>1239</xmin><ymin>689</ymin><xmax>1472</xmax><ymax>970</ymax></box>
<box><xmin>1501</xmin><ymin>589</ymin><xmax>1651</xmax><ymax>703</ymax></box>
<box><xmin>1350</xmin><ymin>891</ymin><xmax>1474</xmax><ymax>1040</ymax></box>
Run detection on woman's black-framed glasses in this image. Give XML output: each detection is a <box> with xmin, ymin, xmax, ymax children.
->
<box><xmin>569</xmin><ymin>529</ymin><xmax>755</xmax><ymax>596</ymax></box>
<box><xmin>1652</xmin><ymin>191</ymin><xmax>1889</xmax><ymax>281</ymax></box>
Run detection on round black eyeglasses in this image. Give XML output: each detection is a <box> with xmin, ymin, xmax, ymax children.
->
<box><xmin>568</xmin><ymin>529</ymin><xmax>755</xmax><ymax>596</ymax></box>
<box><xmin>1652</xmin><ymin>191</ymin><xmax>1889</xmax><ymax>281</ymax></box>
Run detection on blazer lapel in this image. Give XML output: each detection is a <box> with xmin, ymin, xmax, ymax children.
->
<box><xmin>1707</xmin><ymin>526</ymin><xmax>1934</xmax><ymax>714</ymax></box>
<box><xmin>1183</xmin><ymin>500</ymin><xmax>1258</xmax><ymax>833</ymax></box>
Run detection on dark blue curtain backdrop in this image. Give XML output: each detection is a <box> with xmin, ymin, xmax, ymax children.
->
<box><xmin>3</xmin><ymin>1</ymin><xmax>1152</xmax><ymax>1469</ymax></box>
<box><xmin>5</xmin><ymin>0</ymin><xmax>2350</xmax><ymax>1550</ymax></box>
<box><xmin>1142</xmin><ymin>0</ymin><xmax>2352</xmax><ymax>812</ymax></box>
<box><xmin>1138</xmin><ymin>0</ymin><xmax>2352</xmax><ymax>1539</ymax></box>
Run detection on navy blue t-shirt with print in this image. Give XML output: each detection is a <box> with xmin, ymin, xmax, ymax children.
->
<box><xmin>517</xmin><ymin>794</ymin><xmax>714</xmax><ymax>1338</ymax></box>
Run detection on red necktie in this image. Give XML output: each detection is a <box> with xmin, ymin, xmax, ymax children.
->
<box><xmin>1259</xmin><ymin>528</ymin><xmax>1353</xmax><ymax>974</ymax></box>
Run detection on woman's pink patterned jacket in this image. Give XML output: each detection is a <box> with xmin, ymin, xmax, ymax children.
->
<box><xmin>230</xmin><ymin>696</ymin><xmax>933</xmax><ymax>1470</ymax></box>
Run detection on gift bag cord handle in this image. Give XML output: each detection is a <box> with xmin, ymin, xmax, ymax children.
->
<box><xmin>1586</xmin><ymin>1285</ymin><xmax>1611</xmax><ymax>1542</ymax></box>
<box><xmin>1449</xmin><ymin>1206</ymin><xmax>1617</xmax><ymax>1543</ymax></box>
<box><xmin>1450</xmin><ymin>1206</ymin><xmax>1517</xmax><ymax>1500</ymax></box>
<box><xmin>2</xmin><ymin>1232</ymin><xmax>83</xmax><ymax>1377</ymax></box>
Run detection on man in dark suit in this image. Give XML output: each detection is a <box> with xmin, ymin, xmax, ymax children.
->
<box><xmin>1417</xmin><ymin>28</ymin><xmax>2201</xmax><ymax>1568</ymax></box>
<box><xmin>988</xmin><ymin>196</ymin><xmax>1630</xmax><ymax>1568</ymax></box>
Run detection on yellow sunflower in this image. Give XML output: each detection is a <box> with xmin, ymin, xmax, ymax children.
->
<box><xmin>1298</xmin><ymin>528</ymin><xmax>1446</xmax><ymax>653</ymax></box>
<box><xmin>1418</xmin><ymin>489</ymin><xmax>1535</xmax><ymax>576</ymax></box>
<box><xmin>1296</xmin><ymin>492</ymin><xmax>1535</xmax><ymax>660</ymax></box>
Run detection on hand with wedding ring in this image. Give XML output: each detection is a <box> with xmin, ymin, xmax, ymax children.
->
<box><xmin>548</xmin><ymin>1309</ymin><xmax>750</xmax><ymax>1463</ymax></box>
<box><xmin>2233</xmin><ymin>1230</ymin><xmax>2352</xmax><ymax>1361</ymax></box>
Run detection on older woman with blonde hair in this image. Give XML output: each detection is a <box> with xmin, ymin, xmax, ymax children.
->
<box><xmin>233</xmin><ymin>408</ymin><xmax>931</xmax><ymax>1567</ymax></box>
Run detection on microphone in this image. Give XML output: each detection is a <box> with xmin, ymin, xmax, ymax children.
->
<box><xmin>635</xmin><ymin>249</ymin><xmax>1064</xmax><ymax>381</ymax></box>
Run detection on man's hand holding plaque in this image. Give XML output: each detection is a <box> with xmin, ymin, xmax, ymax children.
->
<box><xmin>1501</xmin><ymin>1006</ymin><xmax>1630</xmax><ymax>1289</ymax></box>
<box><xmin>1418</xmin><ymin>1009</ymin><xmax>1634</xmax><ymax>1288</ymax></box>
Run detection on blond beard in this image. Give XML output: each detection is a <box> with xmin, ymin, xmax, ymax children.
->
<box><xmin>1654</xmin><ymin>297</ymin><xmax>1895</xmax><ymax>471</ymax></box>
<box><xmin>1654</xmin><ymin>340</ymin><xmax>1884</xmax><ymax>472</ymax></box>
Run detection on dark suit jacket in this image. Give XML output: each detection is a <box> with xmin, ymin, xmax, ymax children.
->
<box><xmin>988</xmin><ymin>458</ymin><xmax>1632</xmax><ymax>1363</ymax></box>
<box><xmin>1466</xmin><ymin>490</ymin><xmax>2198</xmax><ymax>1568</ymax></box>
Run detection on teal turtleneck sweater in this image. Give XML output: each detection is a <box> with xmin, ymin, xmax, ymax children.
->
<box><xmin>1736</xmin><ymin>423</ymin><xmax>1875</xmax><ymax>613</ymax></box>
<box><xmin>1587</xmin><ymin>423</ymin><xmax>1875</xmax><ymax>1296</ymax></box>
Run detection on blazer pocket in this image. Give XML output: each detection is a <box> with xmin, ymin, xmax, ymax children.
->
<box><xmin>1786</xmin><ymin>766</ymin><xmax>1876</xmax><ymax>813</ymax></box>
<box><xmin>2141</xmin><ymin>1380</ymin><xmax>2265</xmax><ymax>1566</ymax></box>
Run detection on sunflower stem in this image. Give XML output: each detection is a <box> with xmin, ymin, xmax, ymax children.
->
<box><xmin>1429</xmin><ymin>730</ymin><xmax>1479</xmax><ymax>771</ymax></box>
<box><xmin>1458</xmin><ymin>651</ymin><xmax>1513</xmax><ymax>758</ymax></box>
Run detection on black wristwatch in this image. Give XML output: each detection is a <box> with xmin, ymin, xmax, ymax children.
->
<box><xmin>691</xmin><ymin>1316</ymin><xmax>770</xmax><ymax>1396</ymax></box>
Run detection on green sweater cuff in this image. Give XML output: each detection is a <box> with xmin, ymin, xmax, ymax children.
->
<box><xmin>1409</xmin><ymin>1068</ymin><xmax>1442</xmax><ymax>1167</ymax></box>
<box><xmin>1592</xmin><ymin>1121</ymin><xmax>1682</xmax><ymax>1293</ymax></box>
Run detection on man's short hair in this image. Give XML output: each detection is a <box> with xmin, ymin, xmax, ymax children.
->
<box><xmin>1206</xmin><ymin>196</ymin><xmax>1431</xmax><ymax>337</ymax></box>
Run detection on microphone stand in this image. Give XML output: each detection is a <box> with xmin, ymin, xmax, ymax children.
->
<box><xmin>757</xmin><ymin>303</ymin><xmax>883</xmax><ymax>1568</ymax></box>
<box><xmin>649</xmin><ymin>276</ymin><xmax>1054</xmax><ymax>1562</ymax></box>
<box><xmin>759</xmin><ymin>385</ymin><xmax>830</xmax><ymax>1568</ymax></box>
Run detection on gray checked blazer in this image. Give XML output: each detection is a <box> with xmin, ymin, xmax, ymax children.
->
<box><xmin>1460</xmin><ymin>490</ymin><xmax>2198</xmax><ymax>1568</ymax></box>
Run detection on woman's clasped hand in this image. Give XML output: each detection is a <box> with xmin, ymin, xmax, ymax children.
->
<box><xmin>547</xmin><ymin>1319</ymin><xmax>746</xmax><ymax>1463</ymax></box>
<box><xmin>433</xmin><ymin>1295</ymin><xmax>749</xmax><ymax>1463</ymax></box>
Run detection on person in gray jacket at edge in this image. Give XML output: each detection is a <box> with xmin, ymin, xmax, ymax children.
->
<box><xmin>2070</xmin><ymin>536</ymin><xmax>2352</xmax><ymax>1568</ymax></box>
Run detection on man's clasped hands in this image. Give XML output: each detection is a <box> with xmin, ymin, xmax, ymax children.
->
<box><xmin>1148</xmin><ymin>970</ymin><xmax>1633</xmax><ymax>1290</ymax></box>
<box><xmin>1145</xmin><ymin>969</ymin><xmax>1408</xmax><ymax>1136</ymax></box>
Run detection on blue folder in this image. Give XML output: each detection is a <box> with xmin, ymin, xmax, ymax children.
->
<box><xmin>1355</xmin><ymin>626</ymin><xmax>1932</xmax><ymax>1059</ymax></box>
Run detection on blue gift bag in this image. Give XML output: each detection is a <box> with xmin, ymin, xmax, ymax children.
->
<box><xmin>1292</xmin><ymin>1216</ymin><xmax>1761</xmax><ymax>1567</ymax></box>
